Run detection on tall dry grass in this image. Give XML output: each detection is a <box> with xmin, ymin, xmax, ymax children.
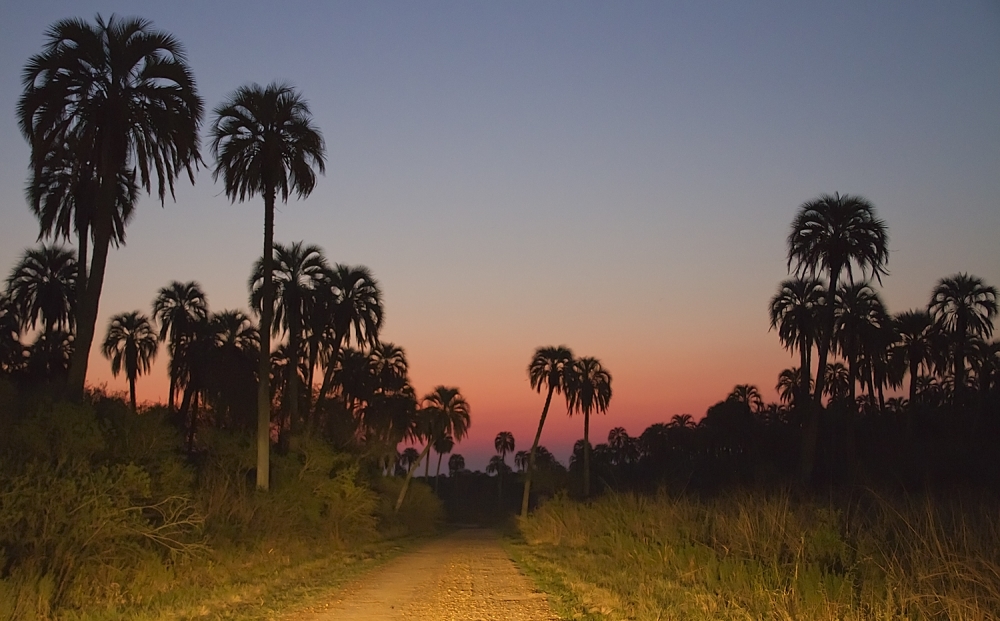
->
<box><xmin>518</xmin><ymin>490</ymin><xmax>1000</xmax><ymax>620</ymax></box>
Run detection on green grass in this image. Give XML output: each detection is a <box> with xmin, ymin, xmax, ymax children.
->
<box><xmin>513</xmin><ymin>491</ymin><xmax>1000</xmax><ymax>621</ymax></box>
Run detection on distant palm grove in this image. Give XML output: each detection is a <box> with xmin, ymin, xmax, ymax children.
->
<box><xmin>1</xmin><ymin>14</ymin><xmax>998</xmax><ymax>620</ymax></box>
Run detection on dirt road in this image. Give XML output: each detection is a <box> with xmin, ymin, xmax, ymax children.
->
<box><xmin>287</xmin><ymin>528</ymin><xmax>560</xmax><ymax>621</ymax></box>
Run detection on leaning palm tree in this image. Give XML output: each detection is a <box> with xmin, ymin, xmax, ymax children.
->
<box><xmin>395</xmin><ymin>386</ymin><xmax>470</xmax><ymax>512</ymax></box>
<box><xmin>152</xmin><ymin>281</ymin><xmax>208</xmax><ymax>413</ymax></box>
<box><xmin>928</xmin><ymin>274</ymin><xmax>998</xmax><ymax>406</ymax></box>
<box><xmin>769</xmin><ymin>277</ymin><xmax>825</xmax><ymax>403</ymax></box>
<box><xmin>20</xmin><ymin>15</ymin><xmax>203</xmax><ymax>398</ymax></box>
<box><xmin>521</xmin><ymin>346</ymin><xmax>574</xmax><ymax>518</ymax></box>
<box><xmin>786</xmin><ymin>192</ymin><xmax>889</xmax><ymax>481</ymax></box>
<box><xmin>6</xmin><ymin>245</ymin><xmax>77</xmax><ymax>336</ymax></box>
<box><xmin>101</xmin><ymin>311</ymin><xmax>158</xmax><ymax>411</ymax></box>
<box><xmin>211</xmin><ymin>82</ymin><xmax>325</xmax><ymax>490</ymax></box>
<box><xmin>566</xmin><ymin>356</ymin><xmax>613</xmax><ymax>498</ymax></box>
<box><xmin>251</xmin><ymin>241</ymin><xmax>328</xmax><ymax>431</ymax></box>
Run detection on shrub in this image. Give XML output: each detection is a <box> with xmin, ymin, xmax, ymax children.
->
<box><xmin>373</xmin><ymin>476</ymin><xmax>443</xmax><ymax>538</ymax></box>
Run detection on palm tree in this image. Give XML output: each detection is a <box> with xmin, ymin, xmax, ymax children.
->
<box><xmin>152</xmin><ymin>281</ymin><xmax>208</xmax><ymax>413</ymax></box>
<box><xmin>728</xmin><ymin>384</ymin><xmax>764</xmax><ymax>413</ymax></box>
<box><xmin>20</xmin><ymin>15</ymin><xmax>203</xmax><ymax>397</ymax></box>
<box><xmin>433</xmin><ymin>434</ymin><xmax>454</xmax><ymax>493</ymax></box>
<box><xmin>514</xmin><ymin>450</ymin><xmax>529</xmax><ymax>473</ymax></box>
<box><xmin>0</xmin><ymin>294</ymin><xmax>25</xmax><ymax>375</ymax></box>
<box><xmin>202</xmin><ymin>310</ymin><xmax>260</xmax><ymax>430</ymax></box>
<box><xmin>769</xmin><ymin>277</ymin><xmax>825</xmax><ymax>403</ymax></box>
<box><xmin>521</xmin><ymin>346</ymin><xmax>574</xmax><ymax>518</ymax></box>
<box><xmin>448</xmin><ymin>453</ymin><xmax>465</xmax><ymax>477</ymax></box>
<box><xmin>395</xmin><ymin>386</ymin><xmax>471</xmax><ymax>512</ymax></box>
<box><xmin>495</xmin><ymin>431</ymin><xmax>515</xmax><ymax>501</ymax></box>
<box><xmin>6</xmin><ymin>245</ymin><xmax>77</xmax><ymax>336</ymax></box>
<box><xmin>211</xmin><ymin>82</ymin><xmax>325</xmax><ymax>490</ymax></box>
<box><xmin>928</xmin><ymin>274</ymin><xmax>998</xmax><ymax>406</ymax></box>
<box><xmin>398</xmin><ymin>447</ymin><xmax>420</xmax><ymax>476</ymax></box>
<box><xmin>823</xmin><ymin>362</ymin><xmax>851</xmax><ymax>403</ymax></box>
<box><xmin>101</xmin><ymin>311</ymin><xmax>158</xmax><ymax>411</ymax></box>
<box><xmin>776</xmin><ymin>367</ymin><xmax>811</xmax><ymax>405</ymax></box>
<box><xmin>315</xmin><ymin>265</ymin><xmax>383</xmax><ymax>409</ymax></box>
<box><xmin>833</xmin><ymin>282</ymin><xmax>888</xmax><ymax>406</ymax></box>
<box><xmin>251</xmin><ymin>241</ymin><xmax>328</xmax><ymax>432</ymax></box>
<box><xmin>566</xmin><ymin>356</ymin><xmax>613</xmax><ymax>498</ymax></box>
<box><xmin>786</xmin><ymin>192</ymin><xmax>889</xmax><ymax>481</ymax></box>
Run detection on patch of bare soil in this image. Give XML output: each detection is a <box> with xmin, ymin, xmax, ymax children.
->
<box><xmin>285</xmin><ymin>527</ymin><xmax>560</xmax><ymax>621</ymax></box>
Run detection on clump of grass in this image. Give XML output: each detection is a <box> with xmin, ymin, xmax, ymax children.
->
<box><xmin>516</xmin><ymin>490</ymin><xmax>1000</xmax><ymax>620</ymax></box>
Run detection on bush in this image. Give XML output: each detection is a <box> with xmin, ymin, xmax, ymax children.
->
<box><xmin>373</xmin><ymin>476</ymin><xmax>443</xmax><ymax>538</ymax></box>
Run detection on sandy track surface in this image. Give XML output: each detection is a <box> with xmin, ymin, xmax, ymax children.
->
<box><xmin>287</xmin><ymin>528</ymin><xmax>560</xmax><ymax>621</ymax></box>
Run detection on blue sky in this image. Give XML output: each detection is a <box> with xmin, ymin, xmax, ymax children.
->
<box><xmin>1</xmin><ymin>1</ymin><xmax>998</xmax><ymax>469</ymax></box>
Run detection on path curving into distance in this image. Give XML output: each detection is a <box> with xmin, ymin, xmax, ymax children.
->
<box><xmin>288</xmin><ymin>528</ymin><xmax>560</xmax><ymax>621</ymax></box>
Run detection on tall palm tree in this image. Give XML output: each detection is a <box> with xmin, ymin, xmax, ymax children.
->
<box><xmin>395</xmin><ymin>386</ymin><xmax>470</xmax><ymax>512</ymax></box>
<box><xmin>495</xmin><ymin>431</ymin><xmax>515</xmax><ymax>501</ymax></box>
<box><xmin>101</xmin><ymin>311</ymin><xmax>158</xmax><ymax>411</ymax></box>
<box><xmin>769</xmin><ymin>277</ymin><xmax>825</xmax><ymax>403</ymax></box>
<box><xmin>6</xmin><ymin>245</ymin><xmax>77</xmax><ymax>336</ymax></box>
<box><xmin>566</xmin><ymin>356</ymin><xmax>613</xmax><ymax>498</ymax></box>
<box><xmin>316</xmin><ymin>265</ymin><xmax>383</xmax><ymax>408</ymax></box>
<box><xmin>211</xmin><ymin>82</ymin><xmax>325</xmax><ymax>490</ymax></box>
<box><xmin>889</xmin><ymin>310</ymin><xmax>934</xmax><ymax>405</ymax></box>
<box><xmin>20</xmin><ymin>15</ymin><xmax>203</xmax><ymax>398</ymax></box>
<box><xmin>152</xmin><ymin>281</ymin><xmax>208</xmax><ymax>413</ymax></box>
<box><xmin>251</xmin><ymin>241</ymin><xmax>328</xmax><ymax>431</ymax></box>
<box><xmin>928</xmin><ymin>274</ymin><xmax>998</xmax><ymax>406</ymax></box>
<box><xmin>786</xmin><ymin>192</ymin><xmax>888</xmax><ymax>480</ymax></box>
<box><xmin>521</xmin><ymin>346</ymin><xmax>574</xmax><ymax>518</ymax></box>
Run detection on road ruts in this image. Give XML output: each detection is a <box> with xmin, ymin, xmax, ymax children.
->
<box><xmin>288</xmin><ymin>528</ymin><xmax>560</xmax><ymax>621</ymax></box>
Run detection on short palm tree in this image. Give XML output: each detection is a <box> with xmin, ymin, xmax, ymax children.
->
<box><xmin>495</xmin><ymin>431</ymin><xmax>515</xmax><ymax>501</ymax></box>
<box><xmin>20</xmin><ymin>15</ymin><xmax>203</xmax><ymax>397</ymax></box>
<box><xmin>101</xmin><ymin>311</ymin><xmax>158</xmax><ymax>411</ymax></box>
<box><xmin>521</xmin><ymin>346</ymin><xmax>574</xmax><ymax>518</ymax></box>
<box><xmin>728</xmin><ymin>384</ymin><xmax>764</xmax><ymax>413</ymax></box>
<box><xmin>6</xmin><ymin>245</ymin><xmax>77</xmax><ymax>336</ymax></box>
<box><xmin>251</xmin><ymin>241</ymin><xmax>328</xmax><ymax>431</ymax></box>
<box><xmin>211</xmin><ymin>82</ymin><xmax>325</xmax><ymax>490</ymax></box>
<box><xmin>833</xmin><ymin>282</ymin><xmax>888</xmax><ymax>405</ymax></box>
<box><xmin>152</xmin><ymin>281</ymin><xmax>208</xmax><ymax>413</ymax></box>
<box><xmin>398</xmin><ymin>447</ymin><xmax>420</xmax><ymax>476</ymax></box>
<box><xmin>566</xmin><ymin>356</ymin><xmax>613</xmax><ymax>498</ymax></box>
<box><xmin>928</xmin><ymin>274</ymin><xmax>998</xmax><ymax>405</ymax></box>
<box><xmin>769</xmin><ymin>277</ymin><xmax>825</xmax><ymax>403</ymax></box>
<box><xmin>888</xmin><ymin>310</ymin><xmax>934</xmax><ymax>404</ymax></box>
<box><xmin>395</xmin><ymin>386</ymin><xmax>470</xmax><ymax>512</ymax></box>
<box><xmin>786</xmin><ymin>192</ymin><xmax>888</xmax><ymax>481</ymax></box>
<box><xmin>448</xmin><ymin>453</ymin><xmax>465</xmax><ymax>476</ymax></box>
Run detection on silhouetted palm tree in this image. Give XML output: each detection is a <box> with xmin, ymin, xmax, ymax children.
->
<box><xmin>152</xmin><ymin>281</ymin><xmax>208</xmax><ymax>413</ymax></box>
<box><xmin>101</xmin><ymin>311</ymin><xmax>158</xmax><ymax>411</ymax></box>
<box><xmin>823</xmin><ymin>362</ymin><xmax>851</xmax><ymax>403</ymax></box>
<box><xmin>514</xmin><ymin>450</ymin><xmax>529</xmax><ymax>473</ymax></box>
<box><xmin>251</xmin><ymin>241</ymin><xmax>328</xmax><ymax>432</ymax></box>
<box><xmin>769</xmin><ymin>277</ymin><xmax>825</xmax><ymax>404</ymax></box>
<box><xmin>448</xmin><ymin>453</ymin><xmax>465</xmax><ymax>476</ymax></box>
<box><xmin>786</xmin><ymin>192</ymin><xmax>888</xmax><ymax>480</ymax></box>
<box><xmin>888</xmin><ymin>311</ymin><xmax>934</xmax><ymax>405</ymax></box>
<box><xmin>398</xmin><ymin>447</ymin><xmax>420</xmax><ymax>476</ymax></box>
<box><xmin>433</xmin><ymin>434</ymin><xmax>454</xmax><ymax>493</ymax></box>
<box><xmin>728</xmin><ymin>384</ymin><xmax>764</xmax><ymax>413</ymax></box>
<box><xmin>6</xmin><ymin>245</ymin><xmax>77</xmax><ymax>336</ymax></box>
<box><xmin>316</xmin><ymin>265</ymin><xmax>383</xmax><ymax>409</ymax></box>
<box><xmin>395</xmin><ymin>386</ymin><xmax>470</xmax><ymax>512</ymax></box>
<box><xmin>522</xmin><ymin>346</ymin><xmax>574</xmax><ymax>518</ymax></box>
<box><xmin>495</xmin><ymin>431</ymin><xmax>515</xmax><ymax>501</ymax></box>
<box><xmin>566</xmin><ymin>356</ymin><xmax>613</xmax><ymax>497</ymax></box>
<box><xmin>212</xmin><ymin>82</ymin><xmax>325</xmax><ymax>490</ymax></box>
<box><xmin>0</xmin><ymin>294</ymin><xmax>24</xmax><ymax>375</ymax></box>
<box><xmin>834</xmin><ymin>282</ymin><xmax>887</xmax><ymax>406</ymax></box>
<box><xmin>20</xmin><ymin>15</ymin><xmax>203</xmax><ymax>397</ymax></box>
<box><xmin>928</xmin><ymin>274</ymin><xmax>997</xmax><ymax>406</ymax></box>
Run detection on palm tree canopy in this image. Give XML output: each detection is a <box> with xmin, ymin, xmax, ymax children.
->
<box><xmin>19</xmin><ymin>15</ymin><xmax>203</xmax><ymax>204</ymax></box>
<box><xmin>433</xmin><ymin>434</ymin><xmax>455</xmax><ymax>455</ymax></box>
<box><xmin>448</xmin><ymin>453</ymin><xmax>465</xmax><ymax>474</ymax></box>
<box><xmin>787</xmin><ymin>193</ymin><xmax>889</xmax><ymax>285</ymax></box>
<box><xmin>323</xmin><ymin>264</ymin><xmax>383</xmax><ymax>351</ymax></box>
<box><xmin>769</xmin><ymin>277</ymin><xmax>826</xmax><ymax>350</ymax></box>
<box><xmin>152</xmin><ymin>281</ymin><xmax>208</xmax><ymax>344</ymax></box>
<box><xmin>6</xmin><ymin>245</ymin><xmax>77</xmax><ymax>333</ymax></box>
<box><xmin>495</xmin><ymin>431</ymin><xmax>515</xmax><ymax>459</ymax></box>
<box><xmin>528</xmin><ymin>346</ymin><xmax>574</xmax><ymax>395</ymax></box>
<box><xmin>101</xmin><ymin>310</ymin><xmax>157</xmax><ymax>381</ymax></box>
<box><xmin>928</xmin><ymin>273</ymin><xmax>998</xmax><ymax>340</ymax></box>
<box><xmin>249</xmin><ymin>241</ymin><xmax>328</xmax><ymax>335</ymax></box>
<box><xmin>210</xmin><ymin>82</ymin><xmax>325</xmax><ymax>203</ymax></box>
<box><xmin>566</xmin><ymin>357</ymin><xmax>613</xmax><ymax>417</ymax></box>
<box><xmin>421</xmin><ymin>386</ymin><xmax>471</xmax><ymax>443</ymax></box>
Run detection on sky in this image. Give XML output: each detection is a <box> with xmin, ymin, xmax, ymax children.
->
<box><xmin>1</xmin><ymin>1</ymin><xmax>998</xmax><ymax>471</ymax></box>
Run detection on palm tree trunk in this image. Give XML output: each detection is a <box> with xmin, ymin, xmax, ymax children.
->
<box><xmin>583</xmin><ymin>410</ymin><xmax>591</xmax><ymax>497</ymax></box>
<box><xmin>521</xmin><ymin>385</ymin><xmax>555</xmax><ymax>518</ymax></box>
<box><xmin>256</xmin><ymin>189</ymin><xmax>276</xmax><ymax>490</ymax></box>
<box><xmin>287</xmin><ymin>307</ymin><xmax>301</xmax><ymax>437</ymax></box>
<box><xmin>955</xmin><ymin>317</ymin><xmax>967</xmax><ymax>406</ymax></box>
<box><xmin>129</xmin><ymin>377</ymin><xmax>137</xmax><ymax>412</ymax></box>
<box><xmin>395</xmin><ymin>442</ymin><xmax>432</xmax><ymax>512</ymax></box>
<box><xmin>909</xmin><ymin>358</ymin><xmax>919</xmax><ymax>405</ymax></box>
<box><xmin>425</xmin><ymin>445</ymin><xmax>431</xmax><ymax>479</ymax></box>
<box><xmin>802</xmin><ymin>268</ymin><xmax>840</xmax><ymax>483</ymax></box>
<box><xmin>435</xmin><ymin>451</ymin><xmax>444</xmax><ymax>494</ymax></box>
<box><xmin>315</xmin><ymin>333</ymin><xmax>345</xmax><ymax>415</ymax></box>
